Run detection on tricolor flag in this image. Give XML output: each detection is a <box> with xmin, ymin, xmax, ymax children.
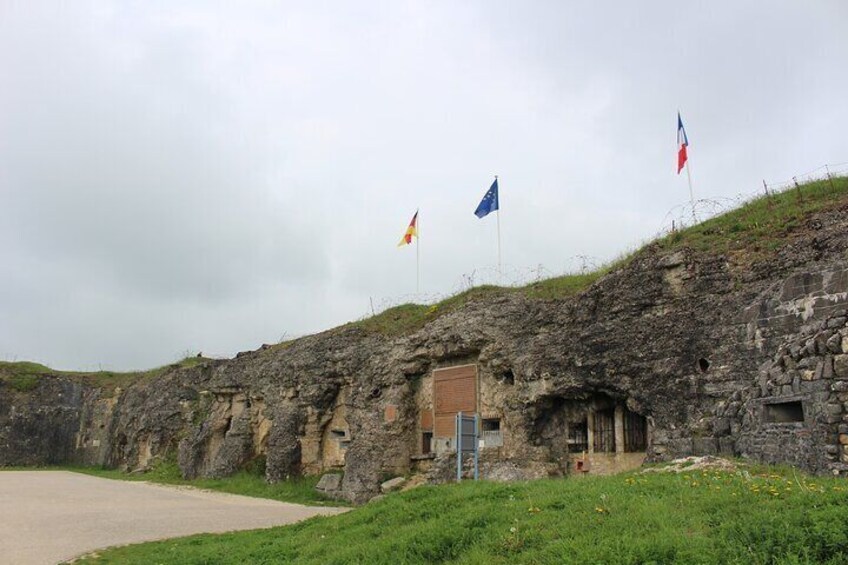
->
<box><xmin>397</xmin><ymin>210</ymin><xmax>418</xmax><ymax>247</ymax></box>
<box><xmin>677</xmin><ymin>112</ymin><xmax>689</xmax><ymax>174</ymax></box>
<box><xmin>474</xmin><ymin>178</ymin><xmax>499</xmax><ymax>219</ymax></box>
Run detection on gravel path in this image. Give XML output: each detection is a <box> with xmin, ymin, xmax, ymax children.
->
<box><xmin>0</xmin><ymin>471</ymin><xmax>347</xmax><ymax>564</ymax></box>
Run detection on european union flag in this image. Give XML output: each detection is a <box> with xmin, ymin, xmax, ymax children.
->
<box><xmin>474</xmin><ymin>178</ymin><xmax>499</xmax><ymax>219</ymax></box>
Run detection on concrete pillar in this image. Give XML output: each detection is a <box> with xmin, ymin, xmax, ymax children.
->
<box><xmin>614</xmin><ymin>405</ymin><xmax>625</xmax><ymax>454</ymax></box>
<box><xmin>587</xmin><ymin>409</ymin><xmax>595</xmax><ymax>454</ymax></box>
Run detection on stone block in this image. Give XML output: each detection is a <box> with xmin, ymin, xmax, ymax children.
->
<box><xmin>839</xmin><ymin>434</ymin><xmax>848</xmax><ymax>445</ymax></box>
<box><xmin>692</xmin><ymin>437</ymin><xmax>718</xmax><ymax>455</ymax></box>
<box><xmin>801</xmin><ymin>370</ymin><xmax>816</xmax><ymax>381</ymax></box>
<box><xmin>827</xmin><ymin>404</ymin><xmax>844</xmax><ymax>416</ymax></box>
<box><xmin>315</xmin><ymin>473</ymin><xmax>343</xmax><ymax>494</ymax></box>
<box><xmin>828</xmin><ymin>333</ymin><xmax>844</xmax><ymax>353</ymax></box>
<box><xmin>824</xmin><ymin>356</ymin><xmax>835</xmax><ymax>380</ymax></box>
<box><xmin>833</xmin><ymin>382</ymin><xmax>848</xmax><ymax>393</ymax></box>
<box><xmin>774</xmin><ymin>371</ymin><xmax>792</xmax><ymax>385</ymax></box>
<box><xmin>834</xmin><ymin>354</ymin><xmax>848</xmax><ymax>378</ymax></box>
<box><xmin>380</xmin><ymin>476</ymin><xmax>406</xmax><ymax>493</ymax></box>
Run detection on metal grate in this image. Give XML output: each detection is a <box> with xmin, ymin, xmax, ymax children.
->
<box><xmin>624</xmin><ymin>411</ymin><xmax>647</xmax><ymax>452</ymax></box>
<box><xmin>567</xmin><ymin>422</ymin><xmax>588</xmax><ymax>453</ymax></box>
<box><xmin>593</xmin><ymin>409</ymin><xmax>616</xmax><ymax>453</ymax></box>
<box><xmin>482</xmin><ymin>430</ymin><xmax>503</xmax><ymax>447</ymax></box>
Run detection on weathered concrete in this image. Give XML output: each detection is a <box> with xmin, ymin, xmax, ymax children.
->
<box><xmin>0</xmin><ymin>471</ymin><xmax>346</xmax><ymax>565</ymax></box>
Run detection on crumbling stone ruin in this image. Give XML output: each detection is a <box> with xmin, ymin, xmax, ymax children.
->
<box><xmin>4</xmin><ymin>202</ymin><xmax>848</xmax><ymax>502</ymax></box>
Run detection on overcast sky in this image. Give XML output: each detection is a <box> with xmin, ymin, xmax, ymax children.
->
<box><xmin>1</xmin><ymin>1</ymin><xmax>846</xmax><ymax>370</ymax></box>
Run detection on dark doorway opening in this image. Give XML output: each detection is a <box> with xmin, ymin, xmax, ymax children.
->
<box><xmin>422</xmin><ymin>432</ymin><xmax>433</xmax><ymax>454</ymax></box>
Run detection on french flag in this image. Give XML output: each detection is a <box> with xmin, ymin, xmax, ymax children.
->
<box><xmin>677</xmin><ymin>112</ymin><xmax>689</xmax><ymax>174</ymax></box>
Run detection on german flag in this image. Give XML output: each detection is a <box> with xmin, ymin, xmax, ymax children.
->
<box><xmin>397</xmin><ymin>210</ymin><xmax>418</xmax><ymax>247</ymax></box>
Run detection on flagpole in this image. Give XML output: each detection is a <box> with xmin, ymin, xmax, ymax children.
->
<box><xmin>495</xmin><ymin>176</ymin><xmax>502</xmax><ymax>280</ymax></box>
<box><xmin>416</xmin><ymin>210</ymin><xmax>421</xmax><ymax>295</ymax></box>
<box><xmin>686</xmin><ymin>159</ymin><xmax>696</xmax><ymax>223</ymax></box>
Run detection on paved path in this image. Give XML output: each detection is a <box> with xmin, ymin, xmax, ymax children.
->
<box><xmin>0</xmin><ymin>471</ymin><xmax>347</xmax><ymax>564</ymax></box>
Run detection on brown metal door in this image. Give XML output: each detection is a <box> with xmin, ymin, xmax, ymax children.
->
<box><xmin>432</xmin><ymin>365</ymin><xmax>477</xmax><ymax>438</ymax></box>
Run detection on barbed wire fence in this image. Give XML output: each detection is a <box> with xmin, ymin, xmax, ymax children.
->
<box><xmin>361</xmin><ymin>161</ymin><xmax>848</xmax><ymax>322</ymax></box>
<box><xmin>655</xmin><ymin>161</ymin><xmax>848</xmax><ymax>237</ymax></box>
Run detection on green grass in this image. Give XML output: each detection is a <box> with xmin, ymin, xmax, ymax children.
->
<box><xmin>352</xmin><ymin>286</ymin><xmax>509</xmax><ymax>336</ymax></box>
<box><xmin>76</xmin><ymin>465</ymin><xmax>848</xmax><ymax>564</ymax></box>
<box><xmin>0</xmin><ymin>361</ymin><xmax>51</xmax><ymax>391</ymax></box>
<box><xmin>657</xmin><ymin>176</ymin><xmax>848</xmax><ymax>259</ymax></box>
<box><xmin>0</xmin><ymin>356</ymin><xmax>211</xmax><ymax>391</ymax></box>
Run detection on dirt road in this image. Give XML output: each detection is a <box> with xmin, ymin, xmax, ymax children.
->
<box><xmin>0</xmin><ymin>471</ymin><xmax>346</xmax><ymax>564</ymax></box>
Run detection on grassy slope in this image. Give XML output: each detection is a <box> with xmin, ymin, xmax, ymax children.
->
<box><xmin>0</xmin><ymin>461</ymin><xmax>341</xmax><ymax>507</ymax></box>
<box><xmin>0</xmin><ymin>356</ymin><xmax>209</xmax><ymax>392</ymax></box>
<box><xmin>352</xmin><ymin>176</ymin><xmax>848</xmax><ymax>337</ymax></box>
<box><xmin>65</xmin><ymin>461</ymin><xmax>343</xmax><ymax>507</ymax></box>
<box><xmin>78</xmin><ymin>465</ymin><xmax>848</xmax><ymax>564</ymax></box>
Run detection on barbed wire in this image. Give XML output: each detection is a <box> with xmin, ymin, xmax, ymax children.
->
<box><xmin>363</xmin><ymin>161</ymin><xmax>848</xmax><ymax>321</ymax></box>
<box><xmin>359</xmin><ymin>257</ymin><xmax>604</xmax><ymax>321</ymax></box>
<box><xmin>655</xmin><ymin>162</ymin><xmax>848</xmax><ymax>236</ymax></box>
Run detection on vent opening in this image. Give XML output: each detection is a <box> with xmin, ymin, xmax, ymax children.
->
<box><xmin>765</xmin><ymin>401</ymin><xmax>804</xmax><ymax>423</ymax></box>
<box><xmin>698</xmin><ymin>358</ymin><xmax>711</xmax><ymax>372</ymax></box>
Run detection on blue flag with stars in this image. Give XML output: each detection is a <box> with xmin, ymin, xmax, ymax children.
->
<box><xmin>474</xmin><ymin>178</ymin><xmax>499</xmax><ymax>219</ymax></box>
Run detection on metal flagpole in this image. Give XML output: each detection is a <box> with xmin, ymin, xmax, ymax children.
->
<box><xmin>495</xmin><ymin>176</ymin><xmax>502</xmax><ymax>280</ymax></box>
<box><xmin>416</xmin><ymin>210</ymin><xmax>420</xmax><ymax>295</ymax></box>
<box><xmin>686</xmin><ymin>160</ymin><xmax>696</xmax><ymax>223</ymax></box>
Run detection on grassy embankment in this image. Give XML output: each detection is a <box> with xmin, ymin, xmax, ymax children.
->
<box><xmin>0</xmin><ymin>356</ymin><xmax>208</xmax><ymax>392</ymax></box>
<box><xmin>77</xmin><ymin>464</ymin><xmax>848</xmax><ymax>564</ymax></box>
<box><xmin>353</xmin><ymin>176</ymin><xmax>848</xmax><ymax>337</ymax></box>
<box><xmin>1</xmin><ymin>459</ymin><xmax>339</xmax><ymax>507</ymax></box>
<box><xmin>64</xmin><ymin>460</ymin><xmax>341</xmax><ymax>507</ymax></box>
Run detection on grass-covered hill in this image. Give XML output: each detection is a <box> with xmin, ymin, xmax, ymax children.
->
<box><xmin>353</xmin><ymin>175</ymin><xmax>848</xmax><ymax>337</ymax></box>
<box><xmin>0</xmin><ymin>356</ymin><xmax>208</xmax><ymax>392</ymax></box>
<box><xmin>76</xmin><ymin>462</ymin><xmax>848</xmax><ymax>564</ymax></box>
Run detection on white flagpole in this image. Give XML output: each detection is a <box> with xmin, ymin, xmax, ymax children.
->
<box><xmin>416</xmin><ymin>210</ymin><xmax>421</xmax><ymax>295</ymax></box>
<box><xmin>495</xmin><ymin>176</ymin><xmax>502</xmax><ymax>280</ymax></box>
<box><xmin>686</xmin><ymin>158</ymin><xmax>696</xmax><ymax>223</ymax></box>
